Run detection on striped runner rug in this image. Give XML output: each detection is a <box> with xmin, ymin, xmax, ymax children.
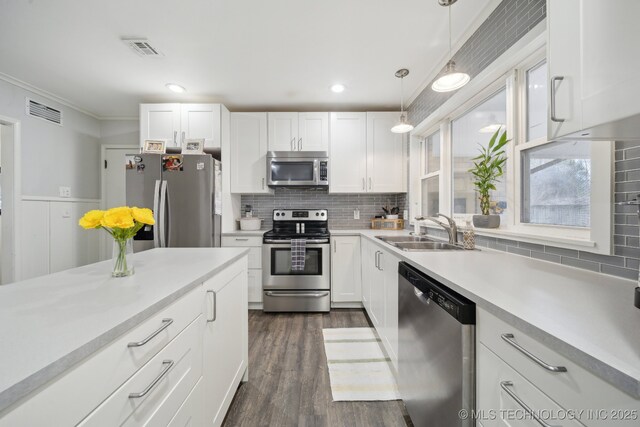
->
<box><xmin>322</xmin><ymin>327</ymin><xmax>401</xmax><ymax>401</ymax></box>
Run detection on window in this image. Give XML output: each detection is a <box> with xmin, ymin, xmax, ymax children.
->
<box><xmin>526</xmin><ymin>61</ymin><xmax>547</xmax><ymax>142</ymax></box>
<box><xmin>420</xmin><ymin>131</ymin><xmax>440</xmax><ymax>217</ymax></box>
<box><xmin>521</xmin><ymin>141</ymin><xmax>591</xmax><ymax>227</ymax></box>
<box><xmin>452</xmin><ymin>89</ymin><xmax>507</xmax><ymax>216</ymax></box>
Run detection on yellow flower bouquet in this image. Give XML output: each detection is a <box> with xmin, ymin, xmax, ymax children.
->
<box><xmin>79</xmin><ymin>206</ymin><xmax>155</xmax><ymax>277</ymax></box>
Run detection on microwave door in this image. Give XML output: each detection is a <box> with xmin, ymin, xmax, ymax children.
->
<box><xmin>269</xmin><ymin>159</ymin><xmax>317</xmax><ymax>186</ymax></box>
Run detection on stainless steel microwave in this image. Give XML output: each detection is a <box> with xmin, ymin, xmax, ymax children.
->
<box><xmin>266</xmin><ymin>151</ymin><xmax>329</xmax><ymax>187</ymax></box>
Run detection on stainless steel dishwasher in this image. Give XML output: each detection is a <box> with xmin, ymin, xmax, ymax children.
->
<box><xmin>398</xmin><ymin>262</ymin><xmax>475</xmax><ymax>427</ymax></box>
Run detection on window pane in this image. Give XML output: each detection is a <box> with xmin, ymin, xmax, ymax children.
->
<box><xmin>426</xmin><ymin>131</ymin><xmax>441</xmax><ymax>174</ymax></box>
<box><xmin>452</xmin><ymin>89</ymin><xmax>507</xmax><ymax>215</ymax></box>
<box><xmin>527</xmin><ymin>61</ymin><xmax>547</xmax><ymax>141</ymax></box>
<box><xmin>421</xmin><ymin>176</ymin><xmax>439</xmax><ymax>217</ymax></box>
<box><xmin>521</xmin><ymin>141</ymin><xmax>591</xmax><ymax>227</ymax></box>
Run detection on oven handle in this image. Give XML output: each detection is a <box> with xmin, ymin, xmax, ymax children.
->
<box><xmin>263</xmin><ymin>239</ymin><xmax>329</xmax><ymax>244</ymax></box>
<box><xmin>265</xmin><ymin>291</ymin><xmax>330</xmax><ymax>298</ymax></box>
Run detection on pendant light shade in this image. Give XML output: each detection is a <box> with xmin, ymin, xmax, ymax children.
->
<box><xmin>432</xmin><ymin>0</ymin><xmax>470</xmax><ymax>93</ymax></box>
<box><xmin>391</xmin><ymin>68</ymin><xmax>414</xmax><ymax>134</ymax></box>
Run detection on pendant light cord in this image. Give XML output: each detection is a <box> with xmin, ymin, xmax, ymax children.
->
<box><xmin>448</xmin><ymin>5</ymin><xmax>452</xmax><ymax>60</ymax></box>
<box><xmin>400</xmin><ymin>76</ymin><xmax>404</xmax><ymax>114</ymax></box>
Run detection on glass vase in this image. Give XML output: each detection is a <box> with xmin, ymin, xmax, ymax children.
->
<box><xmin>112</xmin><ymin>238</ymin><xmax>134</xmax><ymax>277</ymax></box>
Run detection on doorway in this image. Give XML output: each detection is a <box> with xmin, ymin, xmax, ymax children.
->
<box><xmin>100</xmin><ymin>145</ymin><xmax>138</xmax><ymax>259</ymax></box>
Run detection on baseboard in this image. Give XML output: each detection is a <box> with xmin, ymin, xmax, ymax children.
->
<box><xmin>331</xmin><ymin>302</ymin><xmax>364</xmax><ymax>309</ymax></box>
<box><xmin>248</xmin><ymin>302</ymin><xmax>263</xmax><ymax>310</ymax></box>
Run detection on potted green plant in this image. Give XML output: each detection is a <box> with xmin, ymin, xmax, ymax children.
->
<box><xmin>468</xmin><ymin>128</ymin><xmax>509</xmax><ymax>228</ymax></box>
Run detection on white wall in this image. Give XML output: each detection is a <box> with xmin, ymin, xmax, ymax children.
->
<box><xmin>99</xmin><ymin>119</ymin><xmax>139</xmax><ymax>147</ymax></box>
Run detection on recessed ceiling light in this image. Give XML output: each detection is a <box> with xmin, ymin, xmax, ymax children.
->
<box><xmin>331</xmin><ymin>84</ymin><xmax>345</xmax><ymax>93</ymax></box>
<box><xmin>165</xmin><ymin>83</ymin><xmax>186</xmax><ymax>93</ymax></box>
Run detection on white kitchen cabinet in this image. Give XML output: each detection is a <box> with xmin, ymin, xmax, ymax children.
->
<box><xmin>140</xmin><ymin>103</ymin><xmax>222</xmax><ymax>148</ymax></box>
<box><xmin>230</xmin><ymin>112</ymin><xmax>269</xmax><ymax>193</ymax></box>
<box><xmin>222</xmin><ymin>235</ymin><xmax>264</xmax><ymax>307</ymax></box>
<box><xmin>330</xmin><ymin>112</ymin><xmax>368</xmax><ymax>193</ymax></box>
<box><xmin>547</xmin><ymin>0</ymin><xmax>640</xmax><ymax>140</ymax></box>
<box><xmin>330</xmin><ymin>236</ymin><xmax>362</xmax><ymax>303</ymax></box>
<box><xmin>330</xmin><ymin>112</ymin><xmax>405</xmax><ymax>193</ymax></box>
<box><xmin>168</xmin><ymin>378</ymin><xmax>204</xmax><ymax>427</ymax></box>
<box><xmin>202</xmin><ymin>260</ymin><xmax>248</xmax><ymax>427</ymax></box>
<box><xmin>268</xmin><ymin>112</ymin><xmax>329</xmax><ymax>152</ymax></box>
<box><xmin>366</xmin><ymin>112</ymin><xmax>405</xmax><ymax>193</ymax></box>
<box><xmin>360</xmin><ymin>238</ymin><xmax>374</xmax><ymax>311</ymax></box>
<box><xmin>381</xmin><ymin>249</ymin><xmax>400</xmax><ymax>368</ymax></box>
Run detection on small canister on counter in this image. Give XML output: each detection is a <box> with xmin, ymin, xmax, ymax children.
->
<box><xmin>462</xmin><ymin>220</ymin><xmax>475</xmax><ymax>250</ymax></box>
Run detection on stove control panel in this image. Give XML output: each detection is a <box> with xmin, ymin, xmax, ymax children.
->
<box><xmin>273</xmin><ymin>209</ymin><xmax>328</xmax><ymax>221</ymax></box>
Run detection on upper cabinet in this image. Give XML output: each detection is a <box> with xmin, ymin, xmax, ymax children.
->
<box><xmin>329</xmin><ymin>112</ymin><xmax>405</xmax><ymax>194</ymax></box>
<box><xmin>140</xmin><ymin>103</ymin><xmax>222</xmax><ymax>149</ymax></box>
<box><xmin>268</xmin><ymin>112</ymin><xmax>329</xmax><ymax>152</ymax></box>
<box><xmin>547</xmin><ymin>0</ymin><xmax>640</xmax><ymax>140</ymax></box>
<box><xmin>230</xmin><ymin>112</ymin><xmax>270</xmax><ymax>194</ymax></box>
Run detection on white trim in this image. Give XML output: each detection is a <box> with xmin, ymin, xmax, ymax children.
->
<box><xmin>21</xmin><ymin>196</ymin><xmax>101</xmax><ymax>203</ymax></box>
<box><xmin>407</xmin><ymin>0</ymin><xmax>504</xmax><ymax>106</ymax></box>
<box><xmin>331</xmin><ymin>302</ymin><xmax>364</xmax><ymax>309</ymax></box>
<box><xmin>0</xmin><ymin>115</ymin><xmax>22</xmax><ymax>284</ymax></box>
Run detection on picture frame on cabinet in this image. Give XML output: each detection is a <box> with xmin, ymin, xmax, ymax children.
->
<box><xmin>142</xmin><ymin>139</ymin><xmax>166</xmax><ymax>154</ymax></box>
<box><xmin>182</xmin><ymin>138</ymin><xmax>204</xmax><ymax>154</ymax></box>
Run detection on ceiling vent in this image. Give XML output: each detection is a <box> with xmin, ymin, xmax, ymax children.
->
<box><xmin>121</xmin><ymin>38</ymin><xmax>163</xmax><ymax>57</ymax></box>
<box><xmin>25</xmin><ymin>98</ymin><xmax>62</xmax><ymax>125</ymax></box>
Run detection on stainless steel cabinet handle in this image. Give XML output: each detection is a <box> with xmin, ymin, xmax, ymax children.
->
<box><xmin>368</xmin><ymin>177</ymin><xmax>372</xmax><ymax>190</ymax></box>
<box><xmin>265</xmin><ymin>291</ymin><xmax>329</xmax><ymax>298</ymax></box>
<box><xmin>298</xmin><ymin>138</ymin><xmax>302</xmax><ymax>151</ymax></box>
<box><xmin>262</xmin><ymin>178</ymin><xmax>265</xmax><ymax>189</ymax></box>
<box><xmin>207</xmin><ymin>290</ymin><xmax>216</xmax><ymax>322</ymax></box>
<box><xmin>129</xmin><ymin>360</ymin><xmax>174</xmax><ymax>399</ymax></box>
<box><xmin>500</xmin><ymin>381</ymin><xmax>554</xmax><ymax>427</ymax></box>
<box><xmin>378</xmin><ymin>251</ymin><xmax>383</xmax><ymax>271</ymax></box>
<box><xmin>550</xmin><ymin>76</ymin><xmax>565</xmax><ymax>123</ymax></box>
<box><xmin>291</xmin><ymin>137</ymin><xmax>295</xmax><ymax>151</ymax></box>
<box><xmin>501</xmin><ymin>334</ymin><xmax>567</xmax><ymax>372</ymax></box>
<box><xmin>127</xmin><ymin>318</ymin><xmax>173</xmax><ymax>347</ymax></box>
<box><xmin>333</xmin><ymin>240</ymin><xmax>336</xmax><ymax>253</ymax></box>
<box><xmin>374</xmin><ymin>251</ymin><xmax>379</xmax><ymax>269</ymax></box>
<box><xmin>173</xmin><ymin>131</ymin><xmax>177</xmax><ymax>145</ymax></box>
<box><xmin>235</xmin><ymin>238</ymin><xmax>249</xmax><ymax>241</ymax></box>
<box><xmin>181</xmin><ymin>131</ymin><xmax>185</xmax><ymax>145</ymax></box>
<box><xmin>362</xmin><ymin>178</ymin><xmax>365</xmax><ymax>191</ymax></box>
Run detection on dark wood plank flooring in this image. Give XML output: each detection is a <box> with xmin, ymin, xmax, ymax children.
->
<box><xmin>222</xmin><ymin>309</ymin><xmax>411</xmax><ymax>427</ymax></box>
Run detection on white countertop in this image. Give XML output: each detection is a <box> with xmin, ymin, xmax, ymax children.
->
<box><xmin>222</xmin><ymin>230</ymin><xmax>267</xmax><ymax>236</ymax></box>
<box><xmin>0</xmin><ymin>247</ymin><xmax>249</xmax><ymax>413</ymax></box>
<box><xmin>332</xmin><ymin>229</ymin><xmax>640</xmax><ymax>398</ymax></box>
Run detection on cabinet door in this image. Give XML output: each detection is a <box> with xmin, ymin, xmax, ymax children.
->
<box><xmin>366</xmin><ymin>112</ymin><xmax>405</xmax><ymax>193</ymax></box>
<box><xmin>369</xmin><ymin>249</ymin><xmax>384</xmax><ymax>329</ymax></box>
<box><xmin>248</xmin><ymin>269</ymin><xmax>262</xmax><ymax>303</ymax></box>
<box><xmin>547</xmin><ymin>0</ymin><xmax>582</xmax><ymax>139</ymax></box>
<box><xmin>230</xmin><ymin>113</ymin><xmax>269</xmax><ymax>193</ymax></box>
<box><xmin>140</xmin><ymin>104</ymin><xmax>181</xmax><ymax>147</ymax></box>
<box><xmin>167</xmin><ymin>378</ymin><xmax>204</xmax><ymax>427</ymax></box>
<box><xmin>360</xmin><ymin>239</ymin><xmax>373</xmax><ymax>311</ymax></box>
<box><xmin>580</xmin><ymin>1</ymin><xmax>640</xmax><ymax>131</ymax></box>
<box><xmin>329</xmin><ymin>112</ymin><xmax>367</xmax><ymax>193</ymax></box>
<box><xmin>203</xmin><ymin>269</ymin><xmax>248</xmax><ymax>426</ymax></box>
<box><xmin>382</xmin><ymin>251</ymin><xmax>400</xmax><ymax>369</ymax></box>
<box><xmin>298</xmin><ymin>112</ymin><xmax>329</xmax><ymax>151</ymax></box>
<box><xmin>330</xmin><ymin>236</ymin><xmax>362</xmax><ymax>303</ymax></box>
<box><xmin>180</xmin><ymin>104</ymin><xmax>221</xmax><ymax>148</ymax></box>
<box><xmin>268</xmin><ymin>112</ymin><xmax>298</xmax><ymax>151</ymax></box>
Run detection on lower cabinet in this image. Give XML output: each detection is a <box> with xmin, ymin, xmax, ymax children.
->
<box><xmin>330</xmin><ymin>236</ymin><xmax>362</xmax><ymax>304</ymax></box>
<box><xmin>222</xmin><ymin>235</ymin><xmax>263</xmax><ymax>306</ymax></box>
<box><xmin>360</xmin><ymin>238</ymin><xmax>401</xmax><ymax>370</ymax></box>
<box><xmin>203</xmin><ymin>262</ymin><xmax>249</xmax><ymax>426</ymax></box>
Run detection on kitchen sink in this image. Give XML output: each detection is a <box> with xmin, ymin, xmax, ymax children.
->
<box><xmin>393</xmin><ymin>241</ymin><xmax>465</xmax><ymax>251</ymax></box>
<box><xmin>375</xmin><ymin>235</ymin><xmax>437</xmax><ymax>243</ymax></box>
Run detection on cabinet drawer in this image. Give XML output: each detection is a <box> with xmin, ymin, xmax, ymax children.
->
<box><xmin>477</xmin><ymin>308</ymin><xmax>640</xmax><ymax>426</ymax></box>
<box><xmin>168</xmin><ymin>377</ymin><xmax>203</xmax><ymax>427</ymax></box>
<box><xmin>0</xmin><ymin>286</ymin><xmax>202</xmax><ymax>427</ymax></box>
<box><xmin>79</xmin><ymin>316</ymin><xmax>203</xmax><ymax>426</ymax></box>
<box><xmin>222</xmin><ymin>236</ymin><xmax>263</xmax><ymax>247</ymax></box>
<box><xmin>477</xmin><ymin>343</ymin><xmax>583</xmax><ymax>427</ymax></box>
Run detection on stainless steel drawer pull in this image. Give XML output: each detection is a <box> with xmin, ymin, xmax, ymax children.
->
<box><xmin>265</xmin><ymin>291</ymin><xmax>329</xmax><ymax>298</ymax></box>
<box><xmin>500</xmin><ymin>381</ymin><xmax>553</xmax><ymax>427</ymax></box>
<box><xmin>501</xmin><ymin>333</ymin><xmax>567</xmax><ymax>372</ymax></box>
<box><xmin>207</xmin><ymin>290</ymin><xmax>217</xmax><ymax>322</ymax></box>
<box><xmin>235</xmin><ymin>238</ymin><xmax>249</xmax><ymax>241</ymax></box>
<box><xmin>127</xmin><ymin>319</ymin><xmax>173</xmax><ymax>348</ymax></box>
<box><xmin>129</xmin><ymin>360</ymin><xmax>174</xmax><ymax>399</ymax></box>
<box><xmin>550</xmin><ymin>76</ymin><xmax>565</xmax><ymax>123</ymax></box>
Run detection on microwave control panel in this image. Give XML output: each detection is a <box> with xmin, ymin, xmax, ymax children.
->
<box><xmin>319</xmin><ymin>161</ymin><xmax>328</xmax><ymax>182</ymax></box>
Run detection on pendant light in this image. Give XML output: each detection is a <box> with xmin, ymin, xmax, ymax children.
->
<box><xmin>432</xmin><ymin>0</ymin><xmax>470</xmax><ymax>93</ymax></box>
<box><xmin>391</xmin><ymin>69</ymin><xmax>414</xmax><ymax>134</ymax></box>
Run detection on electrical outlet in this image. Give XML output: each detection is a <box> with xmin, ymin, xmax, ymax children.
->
<box><xmin>59</xmin><ymin>186</ymin><xmax>71</xmax><ymax>198</ymax></box>
<box><xmin>403</xmin><ymin>210</ymin><xmax>409</xmax><ymax>220</ymax></box>
<box><xmin>353</xmin><ymin>209</ymin><xmax>360</xmax><ymax>220</ymax></box>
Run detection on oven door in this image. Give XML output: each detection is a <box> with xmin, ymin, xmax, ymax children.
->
<box><xmin>267</xmin><ymin>158</ymin><xmax>319</xmax><ymax>186</ymax></box>
<box><xmin>263</xmin><ymin>240</ymin><xmax>330</xmax><ymax>290</ymax></box>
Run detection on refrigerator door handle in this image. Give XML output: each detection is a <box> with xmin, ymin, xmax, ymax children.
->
<box><xmin>153</xmin><ymin>180</ymin><xmax>161</xmax><ymax>248</ymax></box>
<box><xmin>159</xmin><ymin>180</ymin><xmax>168</xmax><ymax>247</ymax></box>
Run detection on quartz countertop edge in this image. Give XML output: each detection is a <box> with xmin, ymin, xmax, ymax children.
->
<box><xmin>0</xmin><ymin>247</ymin><xmax>249</xmax><ymax>414</ymax></box>
<box><xmin>334</xmin><ymin>229</ymin><xmax>640</xmax><ymax>398</ymax></box>
<box><xmin>222</xmin><ymin>230</ymin><xmax>267</xmax><ymax>236</ymax></box>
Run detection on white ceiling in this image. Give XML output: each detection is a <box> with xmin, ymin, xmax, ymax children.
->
<box><xmin>0</xmin><ymin>0</ymin><xmax>498</xmax><ymax>118</ymax></box>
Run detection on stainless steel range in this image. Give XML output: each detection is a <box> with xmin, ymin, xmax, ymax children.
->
<box><xmin>262</xmin><ymin>209</ymin><xmax>330</xmax><ymax>312</ymax></box>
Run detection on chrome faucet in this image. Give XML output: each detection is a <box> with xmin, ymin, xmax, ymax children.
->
<box><xmin>429</xmin><ymin>213</ymin><xmax>458</xmax><ymax>245</ymax></box>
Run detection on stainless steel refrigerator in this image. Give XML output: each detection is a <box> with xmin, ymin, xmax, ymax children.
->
<box><xmin>125</xmin><ymin>153</ymin><xmax>221</xmax><ymax>252</ymax></box>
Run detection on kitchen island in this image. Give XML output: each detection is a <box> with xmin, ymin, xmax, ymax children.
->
<box><xmin>0</xmin><ymin>247</ymin><xmax>249</xmax><ymax>426</ymax></box>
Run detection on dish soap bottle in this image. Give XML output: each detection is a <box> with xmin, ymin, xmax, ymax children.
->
<box><xmin>462</xmin><ymin>220</ymin><xmax>475</xmax><ymax>250</ymax></box>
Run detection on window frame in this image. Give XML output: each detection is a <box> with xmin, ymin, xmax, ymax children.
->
<box><xmin>408</xmin><ymin>31</ymin><xmax>613</xmax><ymax>255</ymax></box>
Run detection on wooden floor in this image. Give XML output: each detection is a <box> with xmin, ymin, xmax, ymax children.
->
<box><xmin>222</xmin><ymin>309</ymin><xmax>411</xmax><ymax>427</ymax></box>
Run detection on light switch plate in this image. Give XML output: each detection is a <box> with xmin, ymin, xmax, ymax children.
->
<box><xmin>59</xmin><ymin>186</ymin><xmax>71</xmax><ymax>198</ymax></box>
<box><xmin>353</xmin><ymin>209</ymin><xmax>360</xmax><ymax>220</ymax></box>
